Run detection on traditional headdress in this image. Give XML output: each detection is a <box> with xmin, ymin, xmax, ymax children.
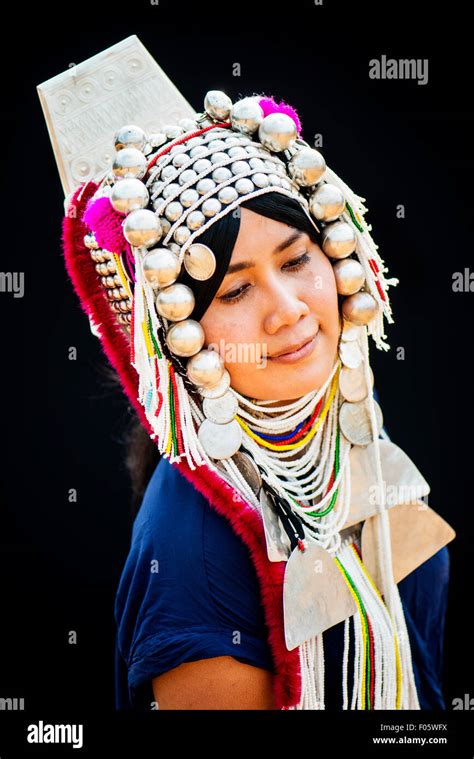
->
<box><xmin>39</xmin><ymin>36</ymin><xmax>455</xmax><ymax>710</ymax></box>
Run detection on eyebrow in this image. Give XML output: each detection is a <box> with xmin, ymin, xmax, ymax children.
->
<box><xmin>224</xmin><ymin>229</ymin><xmax>304</xmax><ymax>276</ymax></box>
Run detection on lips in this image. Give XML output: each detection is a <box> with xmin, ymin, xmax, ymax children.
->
<box><xmin>270</xmin><ymin>332</ymin><xmax>319</xmax><ymax>358</ymax></box>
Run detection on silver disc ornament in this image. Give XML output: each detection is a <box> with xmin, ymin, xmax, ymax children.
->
<box><xmin>184</xmin><ymin>243</ymin><xmax>216</xmax><ymax>281</ymax></box>
<box><xmin>339</xmin><ymin>398</ymin><xmax>383</xmax><ymax>446</ymax></box>
<box><xmin>339</xmin><ymin>365</ymin><xmax>374</xmax><ymax>402</ymax></box>
<box><xmin>202</xmin><ymin>390</ymin><xmax>238</xmax><ymax>423</ymax></box>
<box><xmin>338</xmin><ymin>339</ymin><xmax>363</xmax><ymax>369</ymax></box>
<box><xmin>341</xmin><ymin>319</ymin><xmax>362</xmax><ymax>342</ymax></box>
<box><xmin>198</xmin><ymin>418</ymin><xmax>242</xmax><ymax>460</ymax></box>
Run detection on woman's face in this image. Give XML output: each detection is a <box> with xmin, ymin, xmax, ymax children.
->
<box><xmin>199</xmin><ymin>207</ymin><xmax>341</xmax><ymax>401</ymax></box>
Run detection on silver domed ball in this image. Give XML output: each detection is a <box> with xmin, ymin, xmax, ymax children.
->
<box><xmin>287</xmin><ymin>148</ymin><xmax>326</xmax><ymax>187</ymax></box>
<box><xmin>332</xmin><ymin>258</ymin><xmax>365</xmax><ymax>295</ymax></box>
<box><xmin>114</xmin><ymin>124</ymin><xmax>147</xmax><ymax>152</ymax></box>
<box><xmin>113</xmin><ymin>148</ymin><xmax>148</xmax><ymax>180</ymax></box>
<box><xmin>204</xmin><ymin>90</ymin><xmax>233</xmax><ymax>122</ymax></box>
<box><xmin>230</xmin><ymin>97</ymin><xmax>264</xmax><ymax>135</ymax></box>
<box><xmin>179</xmin><ymin>117</ymin><xmax>198</xmax><ymax>132</ymax></box>
<box><xmin>322</xmin><ymin>221</ymin><xmax>357</xmax><ymax>259</ymax></box>
<box><xmin>110</xmin><ymin>178</ymin><xmax>149</xmax><ymax>214</ymax></box>
<box><xmin>166</xmin><ymin>319</ymin><xmax>205</xmax><ymax>357</ymax></box>
<box><xmin>143</xmin><ymin>247</ymin><xmax>181</xmax><ymax>289</ymax></box>
<box><xmin>123</xmin><ymin>209</ymin><xmax>162</xmax><ymax>248</ymax></box>
<box><xmin>342</xmin><ymin>291</ymin><xmax>379</xmax><ymax>326</ymax></box>
<box><xmin>155</xmin><ymin>283</ymin><xmax>195</xmax><ymax>321</ymax></box>
<box><xmin>309</xmin><ymin>183</ymin><xmax>346</xmax><ymax>222</ymax></box>
<box><xmin>187</xmin><ymin>349</ymin><xmax>225</xmax><ymax>388</ymax></box>
<box><xmin>258</xmin><ymin>113</ymin><xmax>297</xmax><ymax>152</ymax></box>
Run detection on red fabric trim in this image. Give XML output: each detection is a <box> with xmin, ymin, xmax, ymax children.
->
<box><xmin>61</xmin><ymin>181</ymin><xmax>302</xmax><ymax>709</ymax></box>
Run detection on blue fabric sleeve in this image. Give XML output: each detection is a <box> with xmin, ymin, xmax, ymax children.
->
<box><xmin>397</xmin><ymin>545</ymin><xmax>451</xmax><ymax>709</ymax></box>
<box><xmin>114</xmin><ymin>456</ymin><xmax>274</xmax><ymax>709</ymax></box>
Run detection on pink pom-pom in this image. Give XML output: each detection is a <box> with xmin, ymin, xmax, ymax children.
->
<box><xmin>82</xmin><ymin>195</ymin><xmax>127</xmax><ymax>254</ymax></box>
<box><xmin>257</xmin><ymin>96</ymin><xmax>302</xmax><ymax>136</ymax></box>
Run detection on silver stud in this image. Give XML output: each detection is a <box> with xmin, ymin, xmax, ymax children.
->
<box><xmin>212</xmin><ymin>166</ymin><xmax>233</xmax><ymax>182</ymax></box>
<box><xmin>196</xmin><ymin>178</ymin><xmax>216</xmax><ymax>195</ymax></box>
<box><xmin>231</xmin><ymin>160</ymin><xmax>250</xmax><ymax>175</ymax></box>
<box><xmin>173</xmin><ymin>225</ymin><xmax>191</xmax><ymax>245</ymax></box>
<box><xmin>178</xmin><ymin>117</ymin><xmax>198</xmax><ymax>131</ymax></box>
<box><xmin>248</xmin><ymin>157</ymin><xmax>265</xmax><ymax>170</ymax></box>
<box><xmin>227</xmin><ymin>146</ymin><xmax>248</xmax><ymax>159</ymax></box>
<box><xmin>193</xmin><ymin>158</ymin><xmax>213</xmax><ymax>174</ymax></box>
<box><xmin>148</xmin><ymin>132</ymin><xmax>167</xmax><ymax>148</ymax></box>
<box><xmin>173</xmin><ymin>153</ymin><xmax>191</xmax><ymax>169</ymax></box>
<box><xmin>235</xmin><ymin>178</ymin><xmax>255</xmax><ymax>194</ymax></box>
<box><xmin>160</xmin><ymin>165</ymin><xmax>179</xmax><ymax>181</ymax></box>
<box><xmin>165</xmin><ymin>201</ymin><xmax>184</xmax><ymax>222</ymax></box>
<box><xmin>186</xmin><ymin>210</ymin><xmax>205</xmax><ymax>230</ymax></box>
<box><xmin>161</xmin><ymin>183</ymin><xmax>181</xmax><ymax>199</ymax></box>
<box><xmin>179</xmin><ymin>169</ymin><xmax>198</xmax><ymax>186</ymax></box>
<box><xmin>163</xmin><ymin>124</ymin><xmax>184</xmax><ymax>140</ymax></box>
<box><xmin>210</xmin><ymin>151</ymin><xmax>228</xmax><ymax>164</ymax></box>
<box><xmin>218</xmin><ymin>186</ymin><xmax>239</xmax><ymax>204</ymax></box>
<box><xmin>206</xmin><ymin>139</ymin><xmax>227</xmax><ymax>152</ymax></box>
<box><xmin>180</xmin><ymin>188</ymin><xmax>200</xmax><ymax>207</ymax></box>
<box><xmin>252</xmin><ymin>173</ymin><xmax>270</xmax><ymax>188</ymax></box>
<box><xmin>190</xmin><ymin>145</ymin><xmax>208</xmax><ymax>159</ymax></box>
<box><xmin>201</xmin><ymin>198</ymin><xmax>222</xmax><ymax>217</ymax></box>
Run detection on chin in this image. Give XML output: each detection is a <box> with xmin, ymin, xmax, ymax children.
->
<box><xmin>234</xmin><ymin>362</ymin><xmax>333</xmax><ymax>402</ymax></box>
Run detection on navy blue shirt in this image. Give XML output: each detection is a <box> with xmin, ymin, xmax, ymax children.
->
<box><xmin>114</xmin><ymin>455</ymin><xmax>450</xmax><ymax>710</ymax></box>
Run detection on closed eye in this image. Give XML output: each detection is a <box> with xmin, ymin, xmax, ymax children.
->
<box><xmin>218</xmin><ymin>251</ymin><xmax>311</xmax><ymax>304</ymax></box>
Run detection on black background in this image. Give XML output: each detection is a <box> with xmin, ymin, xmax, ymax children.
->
<box><xmin>1</xmin><ymin>0</ymin><xmax>473</xmax><ymax>750</ymax></box>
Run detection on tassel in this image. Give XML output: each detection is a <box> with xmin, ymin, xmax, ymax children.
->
<box><xmin>131</xmin><ymin>245</ymin><xmax>211</xmax><ymax>471</ymax></box>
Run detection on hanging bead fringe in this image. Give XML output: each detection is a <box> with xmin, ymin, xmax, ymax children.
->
<box><xmin>324</xmin><ymin>165</ymin><xmax>399</xmax><ymax>352</ymax></box>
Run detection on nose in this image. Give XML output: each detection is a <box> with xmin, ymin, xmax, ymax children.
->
<box><xmin>263</xmin><ymin>278</ymin><xmax>310</xmax><ymax>335</ymax></box>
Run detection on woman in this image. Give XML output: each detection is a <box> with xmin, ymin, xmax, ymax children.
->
<box><xmin>61</xmin><ymin>89</ymin><xmax>455</xmax><ymax>710</ymax></box>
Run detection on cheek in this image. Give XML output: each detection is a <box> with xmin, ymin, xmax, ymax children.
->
<box><xmin>304</xmin><ymin>259</ymin><xmax>339</xmax><ymax>324</ymax></box>
<box><xmin>201</xmin><ymin>310</ymin><xmax>255</xmax><ymax>355</ymax></box>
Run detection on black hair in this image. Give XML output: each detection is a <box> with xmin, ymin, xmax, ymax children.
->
<box><xmin>115</xmin><ymin>191</ymin><xmax>325</xmax><ymax>515</ymax></box>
